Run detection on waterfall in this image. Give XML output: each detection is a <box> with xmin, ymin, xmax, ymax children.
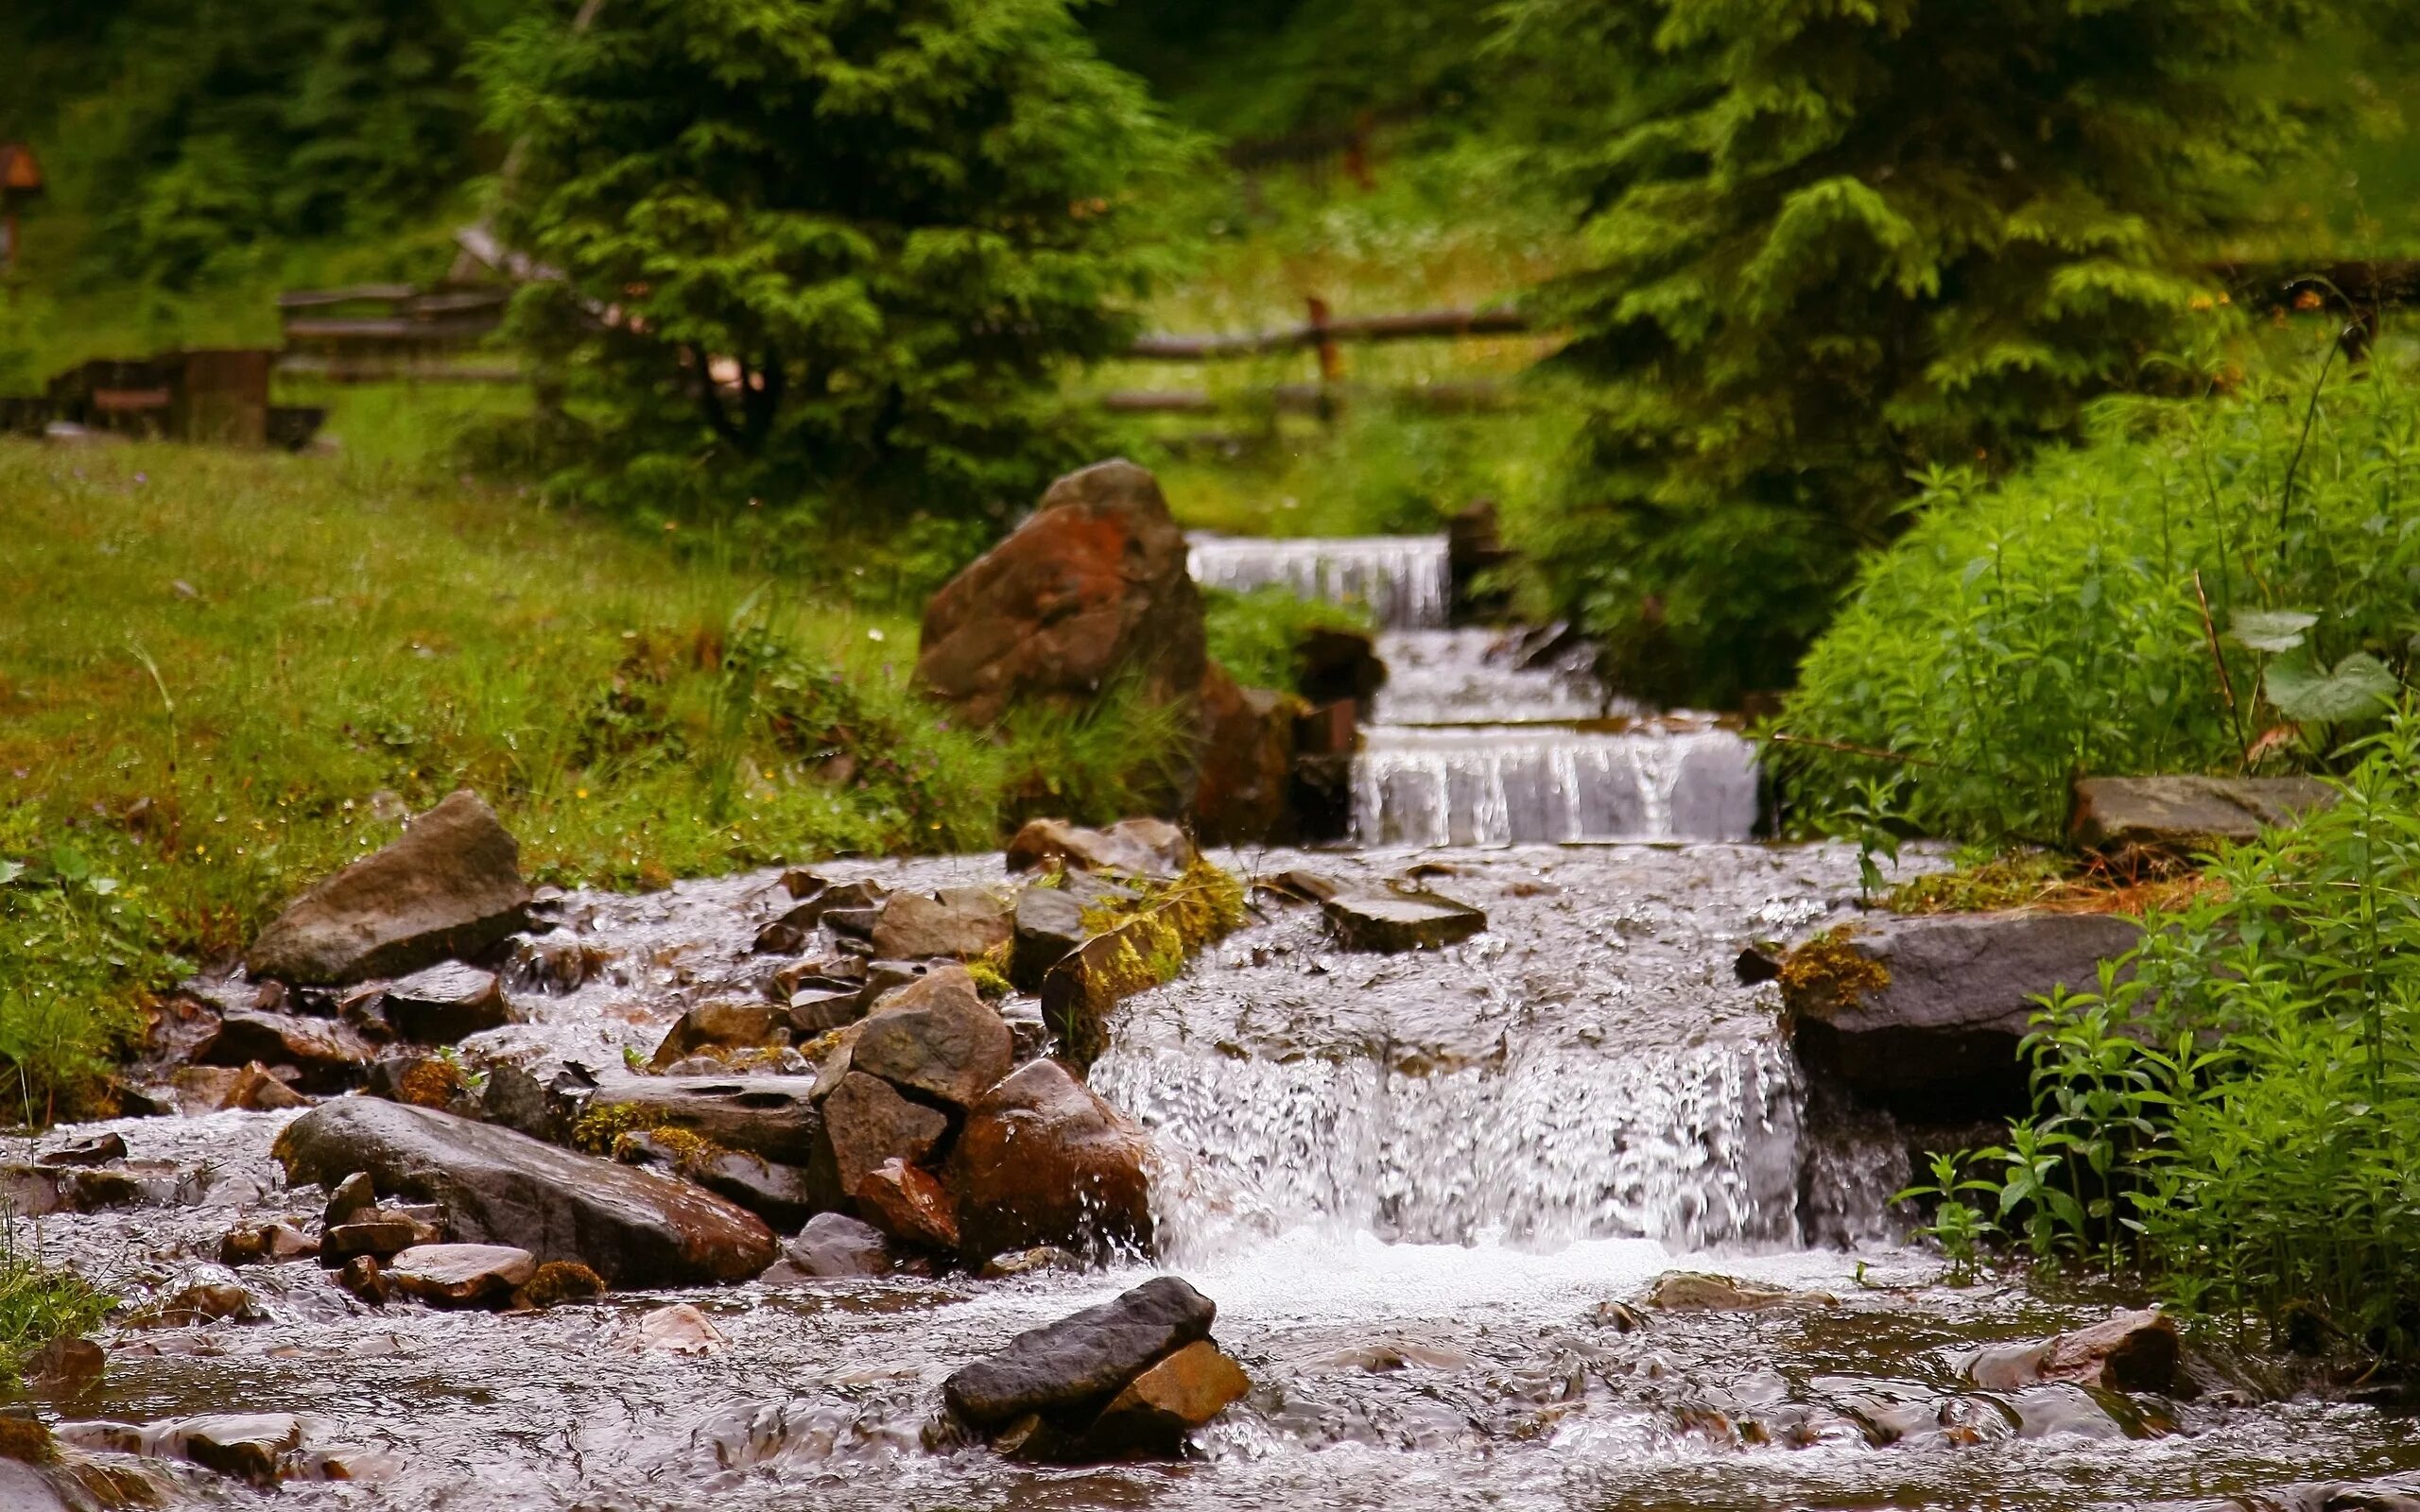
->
<box><xmin>1187</xmin><ymin>533</ymin><xmax>1454</xmax><ymax>629</ymax></box>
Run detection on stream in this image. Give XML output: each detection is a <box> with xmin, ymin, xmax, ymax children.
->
<box><xmin>7</xmin><ymin>540</ymin><xmax>2416</xmax><ymax>1509</ymax></box>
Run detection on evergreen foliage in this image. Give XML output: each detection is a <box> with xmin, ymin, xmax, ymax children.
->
<box><xmin>478</xmin><ymin>0</ymin><xmax>1185</xmax><ymax>527</ymax></box>
<box><xmin>1776</xmin><ymin>344</ymin><xmax>2420</xmax><ymax>844</ymax></box>
<box><xmin>1496</xmin><ymin>0</ymin><xmax>2349</xmax><ymax>707</ymax></box>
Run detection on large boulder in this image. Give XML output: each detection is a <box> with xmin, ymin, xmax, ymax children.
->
<box><xmin>275</xmin><ymin>1098</ymin><xmax>774</xmax><ymax>1287</ymax></box>
<box><xmin>2072</xmin><ymin>775</ymin><xmax>2336</xmax><ymax>854</ymax></box>
<box><xmin>246</xmin><ymin>791</ymin><xmax>530</xmax><ymax>986</ymax></box>
<box><xmin>944</xmin><ymin>1276</ymin><xmax>1218</xmax><ymax>1431</ymax></box>
<box><xmin>851</xmin><ymin>967</ymin><xmax>1013</xmax><ymax>1109</ymax></box>
<box><xmin>915</xmin><ymin>460</ymin><xmax>1205</xmax><ymax>727</ymax></box>
<box><xmin>946</xmin><ymin>1058</ymin><xmax>1153</xmax><ymax>1265</ymax></box>
<box><xmin>1783</xmin><ymin>911</ymin><xmax>2142</xmax><ymax>1117</ymax></box>
<box><xmin>1188</xmin><ymin>662</ymin><xmax>1301</xmax><ymax>846</ymax></box>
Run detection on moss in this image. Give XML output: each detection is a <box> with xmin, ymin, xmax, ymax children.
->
<box><xmin>0</xmin><ymin>1417</ymin><xmax>55</xmax><ymax>1465</ymax></box>
<box><xmin>1777</xmin><ymin>927</ymin><xmax>1891</xmax><ymax>1014</ymax></box>
<box><xmin>966</xmin><ymin>952</ymin><xmax>1014</xmax><ymax>1000</ymax></box>
<box><xmin>570</xmin><ymin>1100</ymin><xmax>649</xmax><ymax>1156</ymax></box>
<box><xmin>513</xmin><ymin>1261</ymin><xmax>607</xmax><ymax>1310</ymax></box>
<box><xmin>396</xmin><ymin>1057</ymin><xmax>465</xmax><ymax>1109</ymax></box>
<box><xmin>1888</xmin><ymin>848</ymin><xmax>2221</xmax><ymax>918</ymax></box>
<box><xmin>612</xmin><ymin>1122</ymin><xmax>719</xmax><ymax>1165</ymax></box>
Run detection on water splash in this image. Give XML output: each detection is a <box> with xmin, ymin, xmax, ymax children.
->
<box><xmin>1187</xmin><ymin>533</ymin><xmax>1453</xmax><ymax>629</ymax></box>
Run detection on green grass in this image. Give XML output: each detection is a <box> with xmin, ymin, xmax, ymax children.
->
<box><xmin>0</xmin><ymin>435</ymin><xmax>1189</xmax><ymax>1119</ymax></box>
<box><xmin>0</xmin><ymin>1232</ymin><xmax>112</xmax><ymax>1392</ymax></box>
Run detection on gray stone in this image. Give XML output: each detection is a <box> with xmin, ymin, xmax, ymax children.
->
<box><xmin>2073</xmin><ymin>775</ymin><xmax>2337</xmax><ymax>852</ymax></box>
<box><xmin>38</xmin><ymin>1132</ymin><xmax>127</xmax><ymax>1166</ymax></box>
<box><xmin>821</xmin><ymin>1072</ymin><xmax>948</xmax><ymax>1194</ymax></box>
<box><xmin>1322</xmin><ymin>889</ymin><xmax>1487</xmax><ymax>953</ymax></box>
<box><xmin>786</xmin><ymin>988</ymin><xmax>863</xmax><ymax>1035</ymax></box>
<box><xmin>275</xmin><ymin>1098</ymin><xmax>774</xmax><ymax>1287</ymax></box>
<box><xmin>616</xmin><ymin>1131</ymin><xmax>838</xmax><ymax>1230</ymax></box>
<box><xmin>479</xmin><ymin>1063</ymin><xmax>558</xmax><ymax>1142</ymax></box>
<box><xmin>386</xmin><ymin>1243</ymin><xmax>536</xmax><ymax>1307</ymax></box>
<box><xmin>943</xmin><ymin>1276</ymin><xmax>1218</xmax><ymax>1431</ymax></box>
<box><xmin>872</xmin><ymin>890</ymin><xmax>1013</xmax><ymax>962</ymax></box>
<box><xmin>1011</xmin><ymin>887</ymin><xmax>1088</xmax><ymax>991</ymax></box>
<box><xmin>851</xmin><ymin>967</ymin><xmax>1013</xmax><ymax>1108</ymax></box>
<box><xmin>380</xmin><ymin>962</ymin><xmax>515</xmax><ymax>1044</ymax></box>
<box><xmin>246</xmin><ymin>790</ymin><xmax>530</xmax><ymax>986</ymax></box>
<box><xmin>579</xmin><ymin>1073</ymin><xmax>829</xmax><ymax>1165</ymax></box>
<box><xmin>779</xmin><ymin>1211</ymin><xmax>891</xmax><ymax>1279</ymax></box>
<box><xmin>1784</xmin><ymin>910</ymin><xmax>2142</xmax><ymax>1117</ymax></box>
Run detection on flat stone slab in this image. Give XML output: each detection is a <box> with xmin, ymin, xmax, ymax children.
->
<box><xmin>2072</xmin><ymin>775</ymin><xmax>2336</xmax><ymax>851</ymax></box>
<box><xmin>1322</xmin><ymin>890</ymin><xmax>1487</xmax><ymax>953</ymax></box>
<box><xmin>387</xmin><ymin>1243</ymin><xmax>537</xmax><ymax>1305</ymax></box>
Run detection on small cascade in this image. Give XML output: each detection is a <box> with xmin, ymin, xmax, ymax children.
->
<box><xmin>1354</xmin><ymin>722</ymin><xmax>1759</xmax><ymax>847</ymax></box>
<box><xmin>1187</xmin><ymin>533</ymin><xmax>1453</xmax><ymax>629</ymax></box>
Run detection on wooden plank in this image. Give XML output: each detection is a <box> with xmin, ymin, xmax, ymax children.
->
<box><xmin>1129</xmin><ymin>307</ymin><xmax>1534</xmax><ymax>360</ymax></box>
<box><xmin>277</xmin><ymin>284</ymin><xmax>421</xmax><ymax>310</ymax></box>
<box><xmin>281</xmin><ymin>315</ymin><xmax>503</xmax><ymax>343</ymax></box>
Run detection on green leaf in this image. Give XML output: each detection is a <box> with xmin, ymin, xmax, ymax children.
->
<box><xmin>2228</xmin><ymin>609</ymin><xmax>2319</xmax><ymax>654</ymax></box>
<box><xmin>2265</xmin><ymin>653</ymin><xmax>2401</xmax><ymax>725</ymax></box>
<box><xmin>47</xmin><ymin>844</ymin><xmax>90</xmax><ymax>883</ymax></box>
<box><xmin>0</xmin><ymin>860</ymin><xmax>22</xmax><ymax>886</ymax></box>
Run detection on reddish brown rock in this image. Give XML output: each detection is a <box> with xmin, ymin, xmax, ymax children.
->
<box><xmin>386</xmin><ymin>1243</ymin><xmax>537</xmax><ymax>1307</ymax></box>
<box><xmin>914</xmin><ymin>459</ymin><xmax>1205</xmax><ymax>727</ymax></box>
<box><xmin>946</xmin><ymin>1058</ymin><xmax>1153</xmax><ymax>1264</ymax></box>
<box><xmin>871</xmin><ymin>890</ymin><xmax>1013</xmax><ymax>961</ymax></box>
<box><xmin>821</xmin><ymin>1072</ymin><xmax>948</xmax><ymax>1194</ymax></box>
<box><xmin>1965</xmin><ymin>1308</ymin><xmax>2179</xmax><ymax>1395</ymax></box>
<box><xmin>246</xmin><ymin>790</ymin><xmax>530</xmax><ymax>987</ymax></box>
<box><xmin>200</xmin><ymin>1012</ymin><xmax>374</xmax><ymax>1091</ymax></box>
<box><xmin>851</xmin><ymin>967</ymin><xmax>1013</xmax><ymax>1109</ymax></box>
<box><xmin>1005</xmin><ymin>817</ymin><xmax>1193</xmax><ymax>879</ymax></box>
<box><xmin>853</xmin><ymin>1158</ymin><xmax>960</xmax><ymax>1252</ymax></box>
<box><xmin>1189</xmin><ymin>662</ymin><xmax>1301</xmax><ymax>846</ymax></box>
<box><xmin>1085</xmin><ymin>1339</ymin><xmax>1252</xmax><ymax>1453</ymax></box>
<box><xmin>648</xmin><ymin>1001</ymin><xmax>786</xmax><ymax>1070</ymax></box>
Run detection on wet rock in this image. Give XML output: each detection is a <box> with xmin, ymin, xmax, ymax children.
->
<box><xmin>779</xmin><ymin>1212</ymin><xmax>891</xmax><ymax>1279</ymax></box>
<box><xmin>380</xmin><ymin>963</ymin><xmax>515</xmax><ymax>1044</ymax></box>
<box><xmin>786</xmin><ymin>988</ymin><xmax>864</xmax><ymax>1036</ymax></box>
<box><xmin>337</xmin><ymin>1254</ymin><xmax>389</xmax><ymax>1304</ymax></box>
<box><xmin>1190</xmin><ymin>662</ymin><xmax>1301</xmax><ymax>846</ymax></box>
<box><xmin>200</xmin><ymin>1010</ymin><xmax>376</xmax><ymax>1091</ymax></box>
<box><xmin>648</xmin><ymin>1001</ymin><xmax>786</xmax><ymax>1070</ymax></box>
<box><xmin>1006</xmin><ymin>816</ymin><xmax>1194</xmax><ymax>880</ymax></box>
<box><xmin>1783</xmin><ymin>912</ymin><xmax>2142</xmax><ymax>1117</ymax></box>
<box><xmin>821</xmin><ymin>1072</ymin><xmax>948</xmax><ymax>1193</ymax></box>
<box><xmin>324</xmin><ymin>1171</ymin><xmax>378</xmax><ymax>1228</ymax></box>
<box><xmin>169</xmin><ymin>1064</ymin><xmax>246</xmax><ymax>1114</ymax></box>
<box><xmin>1257</xmin><ymin>868</ymin><xmax>1340</xmax><ymax>904</ymax></box>
<box><xmin>363</xmin><ymin>1053</ymin><xmax>474</xmax><ymax>1112</ymax></box>
<box><xmin>1085</xmin><ymin>1339</ymin><xmax>1253</xmax><ymax>1455</ymax></box>
<box><xmin>0</xmin><ymin>1461</ymin><xmax>68</xmax><ymax>1512</ymax></box>
<box><xmin>163</xmin><ymin>1413</ymin><xmax>304</xmax><ymax>1486</ymax></box>
<box><xmin>219</xmin><ymin>1220</ymin><xmax>319</xmax><ymax>1266</ymax></box>
<box><xmin>1037</xmin><ymin>917</ymin><xmax>1177</xmax><ymax>1072</ymax></box>
<box><xmin>1322</xmin><ymin>890</ymin><xmax>1487</xmax><ymax>953</ymax></box>
<box><xmin>627</xmin><ymin>1302</ymin><xmax>726</xmax><ymax>1355</ymax></box>
<box><xmin>276</xmin><ymin>1098</ymin><xmax>775</xmax><ymax>1287</ymax></box>
<box><xmin>1734</xmin><ymin>945</ymin><xmax>1785</xmax><ymax>986</ymax></box>
<box><xmin>947</xmin><ymin>1058</ymin><xmax>1153</xmax><ymax>1264</ymax></box>
<box><xmin>853</xmin><ymin>1158</ymin><xmax>959</xmax><ymax>1252</ymax></box>
<box><xmin>510</xmin><ymin>934</ymin><xmax>612</xmax><ymax>993</ymax></box>
<box><xmin>944</xmin><ymin>1275</ymin><xmax>1217</xmax><ymax>1431</ymax></box>
<box><xmin>0</xmin><ymin>1164</ymin><xmax>143</xmax><ymax>1217</ymax></box>
<box><xmin>322</xmin><ymin>1211</ymin><xmax>442</xmax><ymax>1261</ymax></box>
<box><xmin>38</xmin><ymin>1132</ymin><xmax>126</xmax><ymax>1167</ymax></box>
<box><xmin>1646</xmin><ymin>1272</ymin><xmax>1832</xmax><ymax>1311</ymax></box>
<box><xmin>1011</xmin><ymin>887</ymin><xmax>1088</xmax><ymax>991</ymax></box>
<box><xmin>146</xmin><ymin>1281</ymin><xmax>257</xmax><ymax>1327</ymax></box>
<box><xmin>851</xmin><ymin>967</ymin><xmax>1013</xmax><ymax>1109</ymax></box>
<box><xmin>1964</xmin><ymin>1308</ymin><xmax>2179</xmax><ymax>1395</ymax></box>
<box><xmin>2072</xmin><ymin>774</ymin><xmax>2337</xmax><ymax>854</ymax></box>
<box><xmin>510</xmin><ymin>1260</ymin><xmax>607</xmax><ymax>1309</ymax></box>
<box><xmin>478</xmin><ymin>1062</ymin><xmax>558</xmax><ymax>1142</ymax></box>
<box><xmin>225</xmin><ymin>1062</ymin><xmax>312</xmax><ymax>1111</ymax></box>
<box><xmin>779</xmin><ymin>868</ymin><xmax>830</xmax><ymax>900</ymax></box>
<box><xmin>871</xmin><ymin>890</ymin><xmax>1012</xmax><ymax>962</ymax></box>
<box><xmin>2010</xmin><ymin>1383</ymin><xmax>2133</xmax><ymax>1440</ymax></box>
<box><xmin>580</xmin><ymin>1073</ymin><xmax>831</xmax><ymax>1166</ymax></box>
<box><xmin>915</xmin><ymin>459</ymin><xmax>1205</xmax><ymax>727</ymax></box>
<box><xmin>24</xmin><ymin>1336</ymin><xmax>106</xmax><ymax>1397</ymax></box>
<box><xmin>386</xmin><ymin>1244</ymin><xmax>536</xmax><ymax>1307</ymax></box>
<box><xmin>1592</xmin><ymin>1299</ymin><xmax>1647</xmax><ymax>1332</ymax></box>
<box><xmin>980</xmin><ymin>1246</ymin><xmax>1080</xmax><ymax>1280</ymax></box>
<box><xmin>246</xmin><ymin>790</ymin><xmax>530</xmax><ymax>987</ymax></box>
<box><xmin>616</xmin><ymin>1132</ymin><xmax>836</xmax><ymax>1230</ymax></box>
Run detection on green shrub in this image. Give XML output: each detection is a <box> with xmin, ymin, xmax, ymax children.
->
<box><xmin>1946</xmin><ymin>711</ymin><xmax>2420</xmax><ymax>1358</ymax></box>
<box><xmin>478</xmin><ymin>0</ymin><xmax>1186</xmax><ymax>528</ymax></box>
<box><xmin>0</xmin><ymin>1237</ymin><xmax>112</xmax><ymax>1392</ymax></box>
<box><xmin>1776</xmin><ymin>346</ymin><xmax>2420</xmax><ymax>844</ymax></box>
<box><xmin>1203</xmin><ymin>586</ymin><xmax>1372</xmax><ymax>695</ymax></box>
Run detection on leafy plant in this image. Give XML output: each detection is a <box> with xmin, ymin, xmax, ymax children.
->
<box><xmin>1892</xmin><ymin>1150</ymin><xmax>2000</xmax><ymax>1283</ymax></box>
<box><xmin>1202</xmin><ymin>586</ymin><xmax>1373</xmax><ymax>696</ymax></box>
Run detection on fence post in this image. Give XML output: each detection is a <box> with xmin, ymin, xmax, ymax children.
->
<box><xmin>1307</xmin><ymin>296</ymin><xmax>1340</xmax><ymax>426</ymax></box>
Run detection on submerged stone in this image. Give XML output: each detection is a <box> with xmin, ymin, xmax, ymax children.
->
<box><xmin>1322</xmin><ymin>890</ymin><xmax>1487</xmax><ymax>953</ymax></box>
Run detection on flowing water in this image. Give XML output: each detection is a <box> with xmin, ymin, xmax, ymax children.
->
<box><xmin>10</xmin><ymin>539</ymin><xmax>2416</xmax><ymax>1508</ymax></box>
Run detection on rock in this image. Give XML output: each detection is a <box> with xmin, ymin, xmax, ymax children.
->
<box><xmin>627</xmin><ymin>1302</ymin><xmax>726</xmax><ymax>1355</ymax></box>
<box><xmin>379</xmin><ymin>963</ymin><xmax>515</xmax><ymax>1044</ymax></box>
<box><xmin>1257</xmin><ymin>868</ymin><xmax>1339</xmax><ymax>904</ymax></box>
<box><xmin>1006</xmin><ymin>817</ymin><xmax>1194</xmax><ymax>880</ymax></box>
<box><xmin>479</xmin><ymin>1063</ymin><xmax>558</xmax><ymax>1142</ymax></box>
<box><xmin>218</xmin><ymin>1220</ymin><xmax>319</xmax><ymax>1266</ymax></box>
<box><xmin>871</xmin><ymin>891</ymin><xmax>1012</xmax><ymax>962</ymax></box>
<box><xmin>1189</xmin><ymin>662</ymin><xmax>1301</xmax><ymax>846</ymax></box>
<box><xmin>945</xmin><ymin>1275</ymin><xmax>1218</xmax><ymax>1431</ymax></box>
<box><xmin>1037</xmin><ymin>917</ymin><xmax>1178</xmax><ymax>1071</ymax></box>
<box><xmin>169</xmin><ymin>1064</ymin><xmax>246</xmax><ymax>1114</ymax></box>
<box><xmin>821</xmin><ymin>905</ymin><xmax>882</xmax><ymax>940</ymax></box>
<box><xmin>337</xmin><ymin>1254</ymin><xmax>389</xmax><ymax>1304</ymax></box>
<box><xmin>779</xmin><ymin>868</ymin><xmax>830</xmax><ymax>901</ymax></box>
<box><xmin>648</xmin><ymin>1001</ymin><xmax>786</xmax><ymax>1070</ymax></box>
<box><xmin>2073</xmin><ymin>775</ymin><xmax>2338</xmax><ymax>854</ymax></box>
<box><xmin>0</xmin><ymin>1164</ymin><xmax>143</xmax><ymax>1217</ymax></box>
<box><xmin>246</xmin><ymin>790</ymin><xmax>530</xmax><ymax>986</ymax></box>
<box><xmin>579</xmin><ymin>1073</ymin><xmax>831</xmax><ymax>1166</ymax></box>
<box><xmin>1783</xmin><ymin>912</ymin><xmax>2142</xmax><ymax>1117</ymax></box>
<box><xmin>786</xmin><ymin>988</ymin><xmax>863</xmax><ymax>1036</ymax></box>
<box><xmin>147</xmin><ymin>1282</ymin><xmax>257</xmax><ymax>1327</ymax></box>
<box><xmin>2010</xmin><ymin>1383</ymin><xmax>2133</xmax><ymax>1440</ymax></box>
<box><xmin>364</xmin><ymin>1053</ymin><xmax>473</xmax><ymax>1111</ymax></box>
<box><xmin>1085</xmin><ymin>1339</ymin><xmax>1252</xmax><ymax>1454</ymax></box>
<box><xmin>1964</xmin><ymin>1308</ymin><xmax>2179</xmax><ymax>1395</ymax></box>
<box><xmin>200</xmin><ymin>1011</ymin><xmax>376</xmax><ymax>1091</ymax></box>
<box><xmin>24</xmin><ymin>1336</ymin><xmax>107</xmax><ymax>1397</ymax></box>
<box><xmin>1645</xmin><ymin>1272</ymin><xmax>1830</xmax><ymax>1311</ymax></box>
<box><xmin>224</xmin><ymin>1063</ymin><xmax>312</xmax><ymax>1111</ymax></box>
<box><xmin>851</xmin><ymin>967</ymin><xmax>1013</xmax><ymax>1108</ymax></box>
<box><xmin>1322</xmin><ymin>890</ymin><xmax>1487</xmax><ymax>953</ymax></box>
<box><xmin>0</xmin><ymin>1461</ymin><xmax>68</xmax><ymax>1512</ymax></box>
<box><xmin>915</xmin><ymin>459</ymin><xmax>1206</xmax><ymax>727</ymax></box>
<box><xmin>162</xmin><ymin>1413</ymin><xmax>303</xmax><ymax>1486</ymax></box>
<box><xmin>385</xmin><ymin>1244</ymin><xmax>536</xmax><ymax>1307</ymax></box>
<box><xmin>946</xmin><ymin>1058</ymin><xmax>1153</xmax><ymax>1264</ymax></box>
<box><xmin>779</xmin><ymin>1212</ymin><xmax>891</xmax><ymax>1279</ymax></box>
<box><xmin>324</xmin><ymin>1171</ymin><xmax>378</xmax><ymax>1228</ymax></box>
<box><xmin>1593</xmin><ymin>1300</ymin><xmax>1647</xmax><ymax>1332</ymax></box>
<box><xmin>616</xmin><ymin>1132</ymin><xmax>836</xmax><ymax>1230</ymax></box>
<box><xmin>1010</xmin><ymin>887</ymin><xmax>1089</xmax><ymax>991</ymax></box>
<box><xmin>980</xmin><ymin>1246</ymin><xmax>1080</xmax><ymax>1280</ymax></box>
<box><xmin>321</xmin><ymin>1211</ymin><xmax>442</xmax><ymax>1261</ymax></box>
<box><xmin>38</xmin><ymin>1133</ymin><xmax>127</xmax><ymax>1167</ymax></box>
<box><xmin>275</xmin><ymin>1098</ymin><xmax>774</xmax><ymax>1287</ymax></box>
<box><xmin>511</xmin><ymin>1260</ymin><xmax>607</xmax><ymax>1309</ymax></box>
<box><xmin>853</xmin><ymin>1158</ymin><xmax>960</xmax><ymax>1251</ymax></box>
<box><xmin>821</xmin><ymin>1072</ymin><xmax>948</xmax><ymax>1194</ymax></box>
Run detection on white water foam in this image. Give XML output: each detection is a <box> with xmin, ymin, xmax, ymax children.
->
<box><xmin>1188</xmin><ymin>533</ymin><xmax>1454</xmax><ymax>629</ymax></box>
<box><xmin>1352</xmin><ymin>725</ymin><xmax>1759</xmax><ymax>846</ymax></box>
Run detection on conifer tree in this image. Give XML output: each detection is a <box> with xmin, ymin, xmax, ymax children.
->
<box><xmin>480</xmin><ymin>0</ymin><xmax>1184</xmax><ymax>527</ymax></box>
<box><xmin>1498</xmin><ymin>0</ymin><xmax>2346</xmax><ymax>706</ymax></box>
